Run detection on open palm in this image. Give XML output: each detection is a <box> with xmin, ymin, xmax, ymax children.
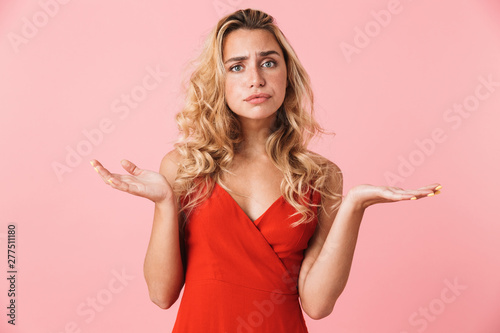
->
<box><xmin>346</xmin><ymin>183</ymin><xmax>442</xmax><ymax>210</ymax></box>
<box><xmin>90</xmin><ymin>159</ymin><xmax>172</xmax><ymax>204</ymax></box>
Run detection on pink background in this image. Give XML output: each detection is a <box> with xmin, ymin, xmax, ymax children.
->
<box><xmin>1</xmin><ymin>0</ymin><xmax>499</xmax><ymax>332</ymax></box>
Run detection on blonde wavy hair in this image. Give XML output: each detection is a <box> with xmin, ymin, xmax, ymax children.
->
<box><xmin>172</xmin><ymin>8</ymin><xmax>342</xmax><ymax>229</ymax></box>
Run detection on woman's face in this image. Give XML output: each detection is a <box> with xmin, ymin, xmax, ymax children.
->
<box><xmin>222</xmin><ymin>28</ymin><xmax>287</xmax><ymax>123</ymax></box>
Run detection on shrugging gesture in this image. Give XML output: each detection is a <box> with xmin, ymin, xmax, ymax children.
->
<box><xmin>346</xmin><ymin>183</ymin><xmax>442</xmax><ymax>210</ymax></box>
<box><xmin>90</xmin><ymin>159</ymin><xmax>172</xmax><ymax>204</ymax></box>
<box><xmin>298</xmin><ymin>181</ymin><xmax>442</xmax><ymax>319</ymax></box>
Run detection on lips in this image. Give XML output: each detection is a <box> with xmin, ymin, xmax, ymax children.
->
<box><xmin>244</xmin><ymin>93</ymin><xmax>271</xmax><ymax>101</ymax></box>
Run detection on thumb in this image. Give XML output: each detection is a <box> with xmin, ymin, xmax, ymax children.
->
<box><xmin>121</xmin><ymin>159</ymin><xmax>141</xmax><ymax>176</ymax></box>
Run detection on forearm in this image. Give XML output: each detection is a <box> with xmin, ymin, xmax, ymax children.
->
<box><xmin>143</xmin><ymin>198</ymin><xmax>184</xmax><ymax>309</ymax></box>
<box><xmin>301</xmin><ymin>195</ymin><xmax>365</xmax><ymax>318</ymax></box>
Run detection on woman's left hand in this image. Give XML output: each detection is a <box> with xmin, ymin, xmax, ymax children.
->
<box><xmin>345</xmin><ymin>183</ymin><xmax>442</xmax><ymax>210</ymax></box>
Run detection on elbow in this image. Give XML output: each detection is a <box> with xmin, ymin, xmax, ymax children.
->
<box><xmin>149</xmin><ymin>293</ymin><xmax>178</xmax><ymax>310</ymax></box>
<box><xmin>302</xmin><ymin>299</ymin><xmax>336</xmax><ymax>320</ymax></box>
<box><xmin>144</xmin><ymin>273</ymin><xmax>184</xmax><ymax>310</ymax></box>
<box><xmin>301</xmin><ymin>283</ymin><xmax>346</xmax><ymax>319</ymax></box>
<box><xmin>153</xmin><ymin>299</ymin><xmax>172</xmax><ymax>310</ymax></box>
<box><xmin>306</xmin><ymin>306</ymin><xmax>334</xmax><ymax>320</ymax></box>
<box><xmin>151</xmin><ymin>298</ymin><xmax>170</xmax><ymax>310</ymax></box>
<box><xmin>147</xmin><ymin>281</ymin><xmax>183</xmax><ymax>310</ymax></box>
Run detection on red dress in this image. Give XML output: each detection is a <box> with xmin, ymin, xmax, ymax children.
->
<box><xmin>171</xmin><ymin>182</ymin><xmax>321</xmax><ymax>332</ymax></box>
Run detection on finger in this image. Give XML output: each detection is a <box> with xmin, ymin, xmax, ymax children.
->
<box><xmin>108</xmin><ymin>176</ymin><xmax>143</xmax><ymax>195</ymax></box>
<box><xmin>121</xmin><ymin>159</ymin><xmax>141</xmax><ymax>176</ymax></box>
<box><xmin>107</xmin><ymin>176</ymin><xmax>129</xmax><ymax>191</ymax></box>
<box><xmin>388</xmin><ymin>186</ymin><xmax>440</xmax><ymax>201</ymax></box>
<box><xmin>391</xmin><ymin>184</ymin><xmax>440</xmax><ymax>193</ymax></box>
<box><xmin>90</xmin><ymin>159</ymin><xmax>108</xmax><ymax>175</ymax></box>
<box><xmin>90</xmin><ymin>160</ymin><xmax>108</xmax><ymax>184</ymax></box>
<box><xmin>378</xmin><ymin>188</ymin><xmax>413</xmax><ymax>201</ymax></box>
<box><xmin>90</xmin><ymin>159</ymin><xmax>100</xmax><ymax>173</ymax></box>
<box><xmin>416</xmin><ymin>183</ymin><xmax>442</xmax><ymax>191</ymax></box>
<box><xmin>409</xmin><ymin>185</ymin><xmax>443</xmax><ymax>200</ymax></box>
<box><xmin>91</xmin><ymin>160</ymin><xmax>117</xmax><ymax>185</ymax></box>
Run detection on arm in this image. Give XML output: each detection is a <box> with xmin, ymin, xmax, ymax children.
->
<box><xmin>298</xmin><ymin>188</ymin><xmax>364</xmax><ymax>319</ymax></box>
<box><xmin>298</xmin><ymin>162</ymin><xmax>441</xmax><ymax>319</ymax></box>
<box><xmin>143</xmin><ymin>150</ymin><xmax>186</xmax><ymax>309</ymax></box>
<box><xmin>298</xmin><ymin>162</ymin><xmax>352</xmax><ymax>319</ymax></box>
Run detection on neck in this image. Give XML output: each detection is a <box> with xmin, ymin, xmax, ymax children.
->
<box><xmin>236</xmin><ymin>114</ymin><xmax>277</xmax><ymax>158</ymax></box>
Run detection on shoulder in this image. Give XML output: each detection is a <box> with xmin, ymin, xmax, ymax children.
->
<box><xmin>305</xmin><ymin>150</ymin><xmax>343</xmax><ymax>219</ymax></box>
<box><xmin>306</xmin><ymin>149</ymin><xmax>343</xmax><ymax>185</ymax></box>
<box><xmin>325</xmin><ymin>159</ymin><xmax>343</xmax><ymax>190</ymax></box>
<box><xmin>159</xmin><ymin>148</ymin><xmax>182</xmax><ymax>187</ymax></box>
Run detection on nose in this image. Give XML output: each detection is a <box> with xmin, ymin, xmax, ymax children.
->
<box><xmin>247</xmin><ymin>65</ymin><xmax>265</xmax><ymax>87</ymax></box>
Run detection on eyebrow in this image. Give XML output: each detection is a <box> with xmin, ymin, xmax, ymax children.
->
<box><xmin>224</xmin><ymin>50</ymin><xmax>281</xmax><ymax>65</ymax></box>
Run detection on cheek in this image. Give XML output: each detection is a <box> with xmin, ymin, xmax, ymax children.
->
<box><xmin>225</xmin><ymin>78</ymin><xmax>237</xmax><ymax>98</ymax></box>
<box><xmin>276</xmin><ymin>72</ymin><xmax>288</xmax><ymax>96</ymax></box>
<box><xmin>275</xmin><ymin>69</ymin><xmax>287</xmax><ymax>87</ymax></box>
<box><xmin>224</xmin><ymin>81</ymin><xmax>231</xmax><ymax>100</ymax></box>
<box><xmin>281</xmin><ymin>71</ymin><xmax>288</xmax><ymax>88</ymax></box>
<box><xmin>224</xmin><ymin>79</ymin><xmax>239</xmax><ymax>108</ymax></box>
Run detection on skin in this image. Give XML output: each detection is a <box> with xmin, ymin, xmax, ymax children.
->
<box><xmin>224</xmin><ymin>29</ymin><xmax>287</xmax><ymax>130</ymax></box>
<box><xmin>217</xmin><ymin>28</ymin><xmax>290</xmax><ymax>219</ymax></box>
<box><xmin>90</xmin><ymin>28</ymin><xmax>442</xmax><ymax>318</ymax></box>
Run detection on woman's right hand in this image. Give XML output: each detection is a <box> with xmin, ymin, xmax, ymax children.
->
<box><xmin>90</xmin><ymin>159</ymin><xmax>173</xmax><ymax>204</ymax></box>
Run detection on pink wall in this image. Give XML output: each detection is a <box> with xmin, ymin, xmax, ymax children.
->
<box><xmin>1</xmin><ymin>0</ymin><xmax>499</xmax><ymax>332</ymax></box>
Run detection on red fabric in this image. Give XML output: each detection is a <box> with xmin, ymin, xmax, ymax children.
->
<box><xmin>172</xmin><ymin>182</ymin><xmax>321</xmax><ymax>332</ymax></box>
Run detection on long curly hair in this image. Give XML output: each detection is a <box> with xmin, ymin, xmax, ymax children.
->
<box><xmin>172</xmin><ymin>8</ymin><xmax>342</xmax><ymax>229</ymax></box>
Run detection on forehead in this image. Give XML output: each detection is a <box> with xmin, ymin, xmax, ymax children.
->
<box><xmin>222</xmin><ymin>29</ymin><xmax>283</xmax><ymax>59</ymax></box>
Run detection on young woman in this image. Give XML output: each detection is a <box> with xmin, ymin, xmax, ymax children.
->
<box><xmin>90</xmin><ymin>8</ymin><xmax>441</xmax><ymax>332</ymax></box>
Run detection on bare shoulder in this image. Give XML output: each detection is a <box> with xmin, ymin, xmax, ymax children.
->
<box><xmin>322</xmin><ymin>158</ymin><xmax>343</xmax><ymax>213</ymax></box>
<box><xmin>159</xmin><ymin>148</ymin><xmax>182</xmax><ymax>187</ymax></box>
<box><xmin>325</xmin><ymin>159</ymin><xmax>343</xmax><ymax>188</ymax></box>
<box><xmin>306</xmin><ymin>149</ymin><xmax>343</xmax><ymax>184</ymax></box>
<box><xmin>305</xmin><ymin>150</ymin><xmax>343</xmax><ymax>224</ymax></box>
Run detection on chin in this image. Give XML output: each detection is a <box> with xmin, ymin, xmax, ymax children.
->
<box><xmin>237</xmin><ymin>111</ymin><xmax>278</xmax><ymax>121</ymax></box>
<box><xmin>229</xmin><ymin>103</ymin><xmax>280</xmax><ymax>119</ymax></box>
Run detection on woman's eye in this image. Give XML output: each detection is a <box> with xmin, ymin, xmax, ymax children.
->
<box><xmin>230</xmin><ymin>61</ymin><xmax>275</xmax><ymax>72</ymax></box>
<box><xmin>263</xmin><ymin>61</ymin><xmax>276</xmax><ymax>68</ymax></box>
<box><xmin>230</xmin><ymin>65</ymin><xmax>243</xmax><ymax>72</ymax></box>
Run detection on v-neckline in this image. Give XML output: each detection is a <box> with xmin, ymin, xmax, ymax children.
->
<box><xmin>215</xmin><ymin>182</ymin><xmax>284</xmax><ymax>224</ymax></box>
